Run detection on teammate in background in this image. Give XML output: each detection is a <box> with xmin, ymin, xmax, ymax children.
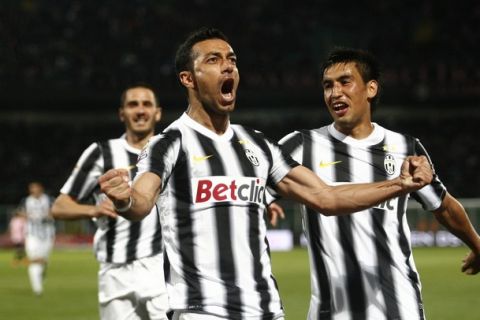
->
<box><xmin>9</xmin><ymin>209</ymin><xmax>27</xmax><ymax>266</ymax></box>
<box><xmin>270</xmin><ymin>48</ymin><xmax>480</xmax><ymax>319</ymax></box>
<box><xmin>18</xmin><ymin>181</ymin><xmax>55</xmax><ymax>295</ymax></box>
<box><xmin>51</xmin><ymin>85</ymin><xmax>169</xmax><ymax>320</ymax></box>
<box><xmin>98</xmin><ymin>28</ymin><xmax>433</xmax><ymax>320</ymax></box>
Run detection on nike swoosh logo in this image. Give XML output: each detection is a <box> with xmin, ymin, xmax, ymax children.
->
<box><xmin>319</xmin><ymin>160</ymin><xmax>342</xmax><ymax>168</ymax></box>
<box><xmin>192</xmin><ymin>155</ymin><xmax>214</xmax><ymax>163</ymax></box>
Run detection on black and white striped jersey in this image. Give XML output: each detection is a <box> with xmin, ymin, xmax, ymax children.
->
<box><xmin>60</xmin><ymin>137</ymin><xmax>162</xmax><ymax>264</ymax></box>
<box><xmin>136</xmin><ymin>113</ymin><xmax>298</xmax><ymax>319</ymax></box>
<box><xmin>20</xmin><ymin>194</ymin><xmax>55</xmax><ymax>240</ymax></box>
<box><xmin>279</xmin><ymin>123</ymin><xmax>446</xmax><ymax>320</ymax></box>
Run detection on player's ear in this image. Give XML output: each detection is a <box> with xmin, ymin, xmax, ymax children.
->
<box><xmin>118</xmin><ymin>107</ymin><xmax>125</xmax><ymax>122</ymax></box>
<box><xmin>367</xmin><ymin>80</ymin><xmax>378</xmax><ymax>99</ymax></box>
<box><xmin>179</xmin><ymin>71</ymin><xmax>195</xmax><ymax>89</ymax></box>
<box><xmin>154</xmin><ymin>106</ymin><xmax>162</xmax><ymax>122</ymax></box>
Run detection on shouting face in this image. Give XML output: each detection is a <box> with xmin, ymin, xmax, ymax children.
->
<box><xmin>181</xmin><ymin>38</ymin><xmax>240</xmax><ymax>116</ymax></box>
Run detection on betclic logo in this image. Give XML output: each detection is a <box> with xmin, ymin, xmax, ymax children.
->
<box><xmin>192</xmin><ymin>176</ymin><xmax>266</xmax><ymax>205</ymax></box>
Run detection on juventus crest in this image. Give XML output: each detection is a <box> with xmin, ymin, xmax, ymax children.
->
<box><xmin>384</xmin><ymin>154</ymin><xmax>396</xmax><ymax>175</ymax></box>
<box><xmin>244</xmin><ymin>148</ymin><xmax>259</xmax><ymax>166</ymax></box>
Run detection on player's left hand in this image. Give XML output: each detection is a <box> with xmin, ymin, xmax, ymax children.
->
<box><xmin>399</xmin><ymin>156</ymin><xmax>433</xmax><ymax>193</ymax></box>
<box><xmin>461</xmin><ymin>251</ymin><xmax>480</xmax><ymax>275</ymax></box>
<box><xmin>267</xmin><ymin>202</ymin><xmax>285</xmax><ymax>227</ymax></box>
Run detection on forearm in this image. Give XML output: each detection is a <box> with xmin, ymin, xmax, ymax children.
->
<box><xmin>278</xmin><ymin>166</ymin><xmax>406</xmax><ymax>216</ymax></box>
<box><xmin>434</xmin><ymin>194</ymin><xmax>480</xmax><ymax>254</ymax></box>
<box><xmin>51</xmin><ymin>195</ymin><xmax>96</xmax><ymax>220</ymax></box>
<box><xmin>113</xmin><ymin>187</ymin><xmax>158</xmax><ymax>221</ymax></box>
<box><xmin>316</xmin><ymin>178</ymin><xmax>404</xmax><ymax>215</ymax></box>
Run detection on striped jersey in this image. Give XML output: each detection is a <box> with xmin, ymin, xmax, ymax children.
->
<box><xmin>279</xmin><ymin>123</ymin><xmax>446</xmax><ymax>320</ymax></box>
<box><xmin>20</xmin><ymin>194</ymin><xmax>55</xmax><ymax>240</ymax></box>
<box><xmin>60</xmin><ymin>137</ymin><xmax>162</xmax><ymax>264</ymax></box>
<box><xmin>136</xmin><ymin>113</ymin><xmax>298</xmax><ymax>319</ymax></box>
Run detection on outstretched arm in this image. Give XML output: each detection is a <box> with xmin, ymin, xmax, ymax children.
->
<box><xmin>433</xmin><ymin>193</ymin><xmax>480</xmax><ymax>275</ymax></box>
<box><xmin>51</xmin><ymin>194</ymin><xmax>118</xmax><ymax>220</ymax></box>
<box><xmin>99</xmin><ymin>169</ymin><xmax>161</xmax><ymax>221</ymax></box>
<box><xmin>275</xmin><ymin>155</ymin><xmax>433</xmax><ymax>216</ymax></box>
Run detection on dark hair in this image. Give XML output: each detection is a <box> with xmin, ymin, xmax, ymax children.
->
<box><xmin>174</xmin><ymin>27</ymin><xmax>229</xmax><ymax>75</ymax></box>
<box><xmin>119</xmin><ymin>83</ymin><xmax>161</xmax><ymax>108</ymax></box>
<box><xmin>321</xmin><ymin>48</ymin><xmax>381</xmax><ymax>109</ymax></box>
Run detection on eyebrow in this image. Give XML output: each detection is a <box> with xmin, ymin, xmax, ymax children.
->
<box><xmin>323</xmin><ymin>74</ymin><xmax>352</xmax><ymax>84</ymax></box>
<box><xmin>205</xmin><ymin>51</ymin><xmax>236</xmax><ymax>58</ymax></box>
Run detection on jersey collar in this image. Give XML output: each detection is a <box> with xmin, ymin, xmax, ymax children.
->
<box><xmin>328</xmin><ymin>122</ymin><xmax>385</xmax><ymax>146</ymax></box>
<box><xmin>181</xmin><ymin>112</ymin><xmax>234</xmax><ymax>142</ymax></box>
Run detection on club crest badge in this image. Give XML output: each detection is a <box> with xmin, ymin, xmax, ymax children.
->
<box><xmin>384</xmin><ymin>154</ymin><xmax>396</xmax><ymax>175</ymax></box>
<box><xmin>245</xmin><ymin>148</ymin><xmax>259</xmax><ymax>166</ymax></box>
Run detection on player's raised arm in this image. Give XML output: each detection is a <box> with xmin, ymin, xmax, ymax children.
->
<box><xmin>99</xmin><ymin>169</ymin><xmax>162</xmax><ymax>221</ymax></box>
<box><xmin>276</xmin><ymin>155</ymin><xmax>433</xmax><ymax>215</ymax></box>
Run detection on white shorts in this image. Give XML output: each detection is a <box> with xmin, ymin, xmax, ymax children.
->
<box><xmin>25</xmin><ymin>235</ymin><xmax>54</xmax><ymax>261</ymax></box>
<box><xmin>99</xmin><ymin>254</ymin><xmax>169</xmax><ymax>320</ymax></box>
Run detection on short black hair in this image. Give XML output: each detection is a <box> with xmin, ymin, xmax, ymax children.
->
<box><xmin>174</xmin><ymin>27</ymin><xmax>229</xmax><ymax>75</ymax></box>
<box><xmin>119</xmin><ymin>83</ymin><xmax>161</xmax><ymax>108</ymax></box>
<box><xmin>321</xmin><ymin>48</ymin><xmax>381</xmax><ymax>109</ymax></box>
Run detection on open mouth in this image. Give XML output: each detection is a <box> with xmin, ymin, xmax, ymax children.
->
<box><xmin>221</xmin><ymin>78</ymin><xmax>235</xmax><ymax>101</ymax></box>
<box><xmin>332</xmin><ymin>102</ymin><xmax>348</xmax><ymax>116</ymax></box>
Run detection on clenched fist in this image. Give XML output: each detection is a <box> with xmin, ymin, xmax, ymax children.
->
<box><xmin>98</xmin><ymin>169</ymin><xmax>132</xmax><ymax>210</ymax></box>
<box><xmin>400</xmin><ymin>155</ymin><xmax>433</xmax><ymax>193</ymax></box>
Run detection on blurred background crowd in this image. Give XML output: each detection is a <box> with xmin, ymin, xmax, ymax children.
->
<box><xmin>1</xmin><ymin>0</ymin><xmax>479</xmax><ymax>205</ymax></box>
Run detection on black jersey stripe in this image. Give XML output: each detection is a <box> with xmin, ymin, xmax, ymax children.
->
<box><xmin>232</xmin><ymin>131</ymin><xmax>275</xmax><ymax>318</ymax></box>
<box><xmin>98</xmin><ymin>141</ymin><xmax>117</xmax><ymax>263</ymax></box>
<box><xmin>370</xmin><ymin>141</ymin><xmax>401</xmax><ymax>319</ymax></box>
<box><xmin>164</xmin><ymin>131</ymin><xmax>204</xmax><ymax>309</ymax></box>
<box><xmin>304</xmin><ymin>130</ymin><xmax>332</xmax><ymax>320</ymax></box>
<box><xmin>151</xmin><ymin>204</ymin><xmax>163</xmax><ymax>254</ymax></box>
<box><xmin>413</xmin><ymin>138</ymin><xmax>447</xmax><ymax>200</ymax></box>
<box><xmin>332</xmin><ymin>139</ymin><xmax>367</xmax><ymax>319</ymax></box>
<box><xmin>399</xmin><ymin>137</ymin><xmax>425</xmax><ymax>319</ymax></box>
<box><xmin>126</xmin><ymin>151</ymin><xmax>141</xmax><ymax>262</ymax></box>
<box><xmin>280</xmin><ymin>131</ymin><xmax>303</xmax><ymax>156</ymax></box>
<box><xmin>173</xmin><ymin>147</ymin><xmax>204</xmax><ymax>310</ymax></box>
<box><xmin>69</xmin><ymin>145</ymin><xmax>102</xmax><ymax>199</ymax></box>
<box><xmin>240</xmin><ymin>127</ymin><xmax>297</xmax><ymax>190</ymax></box>
<box><xmin>239</xmin><ymin>127</ymin><xmax>276</xmax><ymax>190</ymax></box>
<box><xmin>195</xmin><ymin>132</ymin><xmax>242</xmax><ymax>319</ymax></box>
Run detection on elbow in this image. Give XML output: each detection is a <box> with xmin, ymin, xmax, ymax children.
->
<box><xmin>50</xmin><ymin>204</ymin><xmax>62</xmax><ymax>219</ymax></box>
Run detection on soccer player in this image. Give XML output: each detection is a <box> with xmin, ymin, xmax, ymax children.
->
<box><xmin>98</xmin><ymin>28</ymin><xmax>433</xmax><ymax>320</ymax></box>
<box><xmin>271</xmin><ymin>48</ymin><xmax>480</xmax><ymax>319</ymax></box>
<box><xmin>51</xmin><ymin>85</ymin><xmax>169</xmax><ymax>320</ymax></box>
<box><xmin>18</xmin><ymin>181</ymin><xmax>55</xmax><ymax>295</ymax></box>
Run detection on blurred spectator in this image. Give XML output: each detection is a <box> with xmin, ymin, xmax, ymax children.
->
<box><xmin>8</xmin><ymin>209</ymin><xmax>27</xmax><ymax>266</ymax></box>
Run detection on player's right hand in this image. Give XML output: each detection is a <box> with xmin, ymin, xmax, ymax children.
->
<box><xmin>93</xmin><ymin>197</ymin><xmax>118</xmax><ymax>219</ymax></box>
<box><xmin>99</xmin><ymin>169</ymin><xmax>132</xmax><ymax>208</ymax></box>
<box><xmin>267</xmin><ymin>202</ymin><xmax>285</xmax><ymax>227</ymax></box>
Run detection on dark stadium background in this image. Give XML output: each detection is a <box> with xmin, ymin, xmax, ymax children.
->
<box><xmin>1</xmin><ymin>0</ymin><xmax>479</xmax><ymax>216</ymax></box>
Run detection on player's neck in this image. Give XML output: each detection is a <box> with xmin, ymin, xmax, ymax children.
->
<box><xmin>335</xmin><ymin>121</ymin><xmax>374</xmax><ymax>140</ymax></box>
<box><xmin>186</xmin><ymin>104</ymin><xmax>229</xmax><ymax>135</ymax></box>
<box><xmin>125</xmin><ymin>132</ymin><xmax>153</xmax><ymax>149</ymax></box>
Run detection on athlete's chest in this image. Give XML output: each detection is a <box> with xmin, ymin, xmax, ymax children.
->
<box><xmin>307</xmin><ymin>137</ymin><xmax>407</xmax><ymax>184</ymax></box>
<box><xmin>181</xmin><ymin>138</ymin><xmax>271</xmax><ymax>206</ymax></box>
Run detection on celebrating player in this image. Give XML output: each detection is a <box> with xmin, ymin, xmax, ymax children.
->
<box><xmin>99</xmin><ymin>28</ymin><xmax>433</xmax><ymax>320</ymax></box>
<box><xmin>51</xmin><ymin>85</ymin><xmax>169</xmax><ymax>320</ymax></box>
<box><xmin>271</xmin><ymin>48</ymin><xmax>480</xmax><ymax>319</ymax></box>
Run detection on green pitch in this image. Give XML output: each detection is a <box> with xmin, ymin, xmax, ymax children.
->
<box><xmin>0</xmin><ymin>247</ymin><xmax>477</xmax><ymax>319</ymax></box>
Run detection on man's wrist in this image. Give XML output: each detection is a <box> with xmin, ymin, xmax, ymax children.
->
<box><xmin>114</xmin><ymin>197</ymin><xmax>133</xmax><ymax>213</ymax></box>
